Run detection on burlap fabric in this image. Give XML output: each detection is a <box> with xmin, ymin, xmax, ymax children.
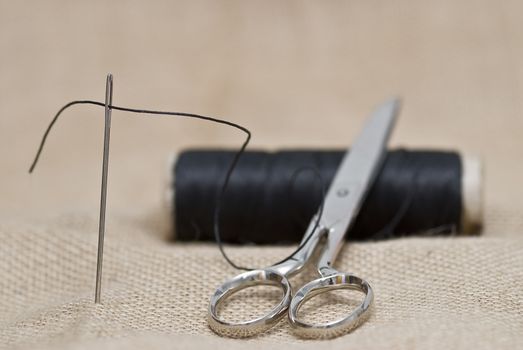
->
<box><xmin>1</xmin><ymin>1</ymin><xmax>522</xmax><ymax>349</ymax></box>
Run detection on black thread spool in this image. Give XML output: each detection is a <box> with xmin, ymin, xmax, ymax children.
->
<box><xmin>170</xmin><ymin>149</ymin><xmax>482</xmax><ymax>244</ymax></box>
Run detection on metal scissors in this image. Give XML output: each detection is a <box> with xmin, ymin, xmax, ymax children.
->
<box><xmin>208</xmin><ymin>98</ymin><xmax>400</xmax><ymax>338</ymax></box>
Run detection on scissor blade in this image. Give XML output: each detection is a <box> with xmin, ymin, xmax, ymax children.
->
<box><xmin>320</xmin><ymin>98</ymin><xmax>400</xmax><ymax>233</ymax></box>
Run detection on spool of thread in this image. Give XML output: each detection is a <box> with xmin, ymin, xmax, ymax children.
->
<box><xmin>168</xmin><ymin>149</ymin><xmax>482</xmax><ymax>244</ymax></box>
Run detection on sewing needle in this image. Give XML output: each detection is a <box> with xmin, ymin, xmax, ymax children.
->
<box><xmin>95</xmin><ymin>74</ymin><xmax>113</xmax><ymax>303</ymax></box>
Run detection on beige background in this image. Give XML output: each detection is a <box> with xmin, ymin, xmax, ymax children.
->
<box><xmin>1</xmin><ymin>1</ymin><xmax>522</xmax><ymax>349</ymax></box>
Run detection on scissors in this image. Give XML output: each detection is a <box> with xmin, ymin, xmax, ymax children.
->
<box><xmin>208</xmin><ymin>98</ymin><xmax>400</xmax><ymax>338</ymax></box>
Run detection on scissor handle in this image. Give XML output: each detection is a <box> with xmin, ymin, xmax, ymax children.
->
<box><xmin>208</xmin><ymin>268</ymin><xmax>292</xmax><ymax>337</ymax></box>
<box><xmin>288</xmin><ymin>273</ymin><xmax>373</xmax><ymax>339</ymax></box>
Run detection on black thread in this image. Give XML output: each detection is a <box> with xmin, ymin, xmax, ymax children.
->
<box><xmin>173</xmin><ymin>149</ymin><xmax>464</xmax><ymax>243</ymax></box>
<box><xmin>28</xmin><ymin>100</ymin><xmax>328</xmax><ymax>271</ymax></box>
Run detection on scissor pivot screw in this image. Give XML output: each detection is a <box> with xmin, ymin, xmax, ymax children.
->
<box><xmin>337</xmin><ymin>188</ymin><xmax>349</xmax><ymax>197</ymax></box>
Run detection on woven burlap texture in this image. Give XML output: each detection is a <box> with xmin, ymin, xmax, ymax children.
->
<box><xmin>1</xmin><ymin>216</ymin><xmax>522</xmax><ymax>350</ymax></box>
